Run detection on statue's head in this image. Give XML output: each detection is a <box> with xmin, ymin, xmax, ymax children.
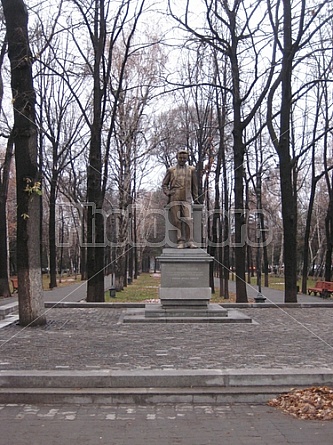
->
<box><xmin>176</xmin><ymin>150</ymin><xmax>189</xmax><ymax>166</ymax></box>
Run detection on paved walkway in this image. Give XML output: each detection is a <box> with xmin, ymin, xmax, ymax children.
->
<box><xmin>0</xmin><ymin>279</ymin><xmax>333</xmax><ymax>443</ymax></box>
<box><xmin>0</xmin><ymin>279</ymin><xmax>87</xmax><ymax>307</ymax></box>
<box><xmin>0</xmin><ymin>278</ymin><xmax>332</xmax><ymax>371</ymax></box>
<box><xmin>1</xmin><ymin>275</ymin><xmax>331</xmax><ymax>307</ymax></box>
<box><xmin>0</xmin><ymin>402</ymin><xmax>332</xmax><ymax>445</ymax></box>
<box><xmin>1</xmin><ymin>304</ymin><xmax>333</xmax><ymax>371</ymax></box>
<box><xmin>217</xmin><ymin>278</ymin><xmax>332</xmax><ymax>304</ymax></box>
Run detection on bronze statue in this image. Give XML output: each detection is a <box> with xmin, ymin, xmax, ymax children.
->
<box><xmin>162</xmin><ymin>150</ymin><xmax>199</xmax><ymax>248</ymax></box>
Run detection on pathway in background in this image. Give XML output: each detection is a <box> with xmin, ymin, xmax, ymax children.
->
<box><xmin>216</xmin><ymin>278</ymin><xmax>329</xmax><ymax>304</ymax></box>
<box><xmin>1</xmin><ymin>275</ymin><xmax>331</xmax><ymax>306</ymax></box>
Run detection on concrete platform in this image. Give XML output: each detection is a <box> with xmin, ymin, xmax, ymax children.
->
<box><xmin>122</xmin><ymin>306</ymin><xmax>254</xmax><ymax>323</ymax></box>
<box><xmin>145</xmin><ymin>303</ymin><xmax>228</xmax><ymax>318</ymax></box>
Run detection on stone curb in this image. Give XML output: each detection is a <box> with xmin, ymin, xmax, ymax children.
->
<box><xmin>0</xmin><ymin>386</ymin><xmax>299</xmax><ymax>405</ymax></box>
<box><xmin>1</xmin><ymin>368</ymin><xmax>332</xmax><ymax>388</ymax></box>
<box><xmin>43</xmin><ymin>302</ymin><xmax>333</xmax><ymax>308</ymax></box>
<box><xmin>0</xmin><ymin>368</ymin><xmax>332</xmax><ymax>404</ymax></box>
<box><xmin>5</xmin><ymin>302</ymin><xmax>333</xmax><ymax>311</ymax></box>
<box><xmin>0</xmin><ymin>302</ymin><xmax>18</xmax><ymax>319</ymax></box>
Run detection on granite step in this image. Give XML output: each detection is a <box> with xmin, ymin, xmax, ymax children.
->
<box><xmin>0</xmin><ymin>368</ymin><xmax>332</xmax><ymax>404</ymax></box>
<box><xmin>0</xmin><ymin>302</ymin><xmax>18</xmax><ymax>320</ymax></box>
<box><xmin>0</xmin><ymin>385</ymin><xmax>300</xmax><ymax>405</ymax></box>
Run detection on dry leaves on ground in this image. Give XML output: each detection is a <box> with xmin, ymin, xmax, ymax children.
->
<box><xmin>268</xmin><ymin>386</ymin><xmax>333</xmax><ymax>420</ymax></box>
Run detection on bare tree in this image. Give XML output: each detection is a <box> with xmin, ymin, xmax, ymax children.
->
<box><xmin>65</xmin><ymin>0</ymin><xmax>148</xmax><ymax>301</ymax></box>
<box><xmin>1</xmin><ymin>0</ymin><xmax>45</xmax><ymax>325</ymax></box>
<box><xmin>37</xmin><ymin>70</ymin><xmax>87</xmax><ymax>288</ymax></box>
<box><xmin>110</xmin><ymin>35</ymin><xmax>166</xmax><ymax>289</ymax></box>
<box><xmin>210</xmin><ymin>51</ymin><xmax>231</xmax><ymax>298</ymax></box>
<box><xmin>300</xmin><ymin>79</ymin><xmax>332</xmax><ymax>293</ymax></box>
<box><xmin>0</xmin><ymin>35</ymin><xmax>13</xmax><ymax>298</ymax></box>
<box><xmin>267</xmin><ymin>0</ymin><xmax>333</xmax><ymax>301</ymax></box>
<box><xmin>0</xmin><ymin>134</ymin><xmax>14</xmax><ymax>297</ymax></box>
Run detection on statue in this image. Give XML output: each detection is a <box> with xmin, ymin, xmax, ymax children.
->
<box><xmin>162</xmin><ymin>150</ymin><xmax>199</xmax><ymax>249</ymax></box>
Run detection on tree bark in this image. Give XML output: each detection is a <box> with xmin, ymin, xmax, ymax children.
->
<box><xmin>267</xmin><ymin>0</ymin><xmax>297</xmax><ymax>302</ymax></box>
<box><xmin>301</xmin><ymin>177</ymin><xmax>318</xmax><ymax>293</ymax></box>
<box><xmin>86</xmin><ymin>0</ymin><xmax>106</xmax><ymax>302</ymax></box>
<box><xmin>228</xmin><ymin>9</ymin><xmax>247</xmax><ymax>303</ymax></box>
<box><xmin>48</xmin><ymin>167</ymin><xmax>58</xmax><ymax>288</ymax></box>
<box><xmin>278</xmin><ymin>0</ymin><xmax>297</xmax><ymax>302</ymax></box>
<box><xmin>0</xmin><ymin>40</ymin><xmax>12</xmax><ymax>298</ymax></box>
<box><xmin>324</xmin><ymin>195</ymin><xmax>333</xmax><ymax>282</ymax></box>
<box><xmin>0</xmin><ymin>136</ymin><xmax>13</xmax><ymax>297</ymax></box>
<box><xmin>2</xmin><ymin>0</ymin><xmax>46</xmax><ymax>325</ymax></box>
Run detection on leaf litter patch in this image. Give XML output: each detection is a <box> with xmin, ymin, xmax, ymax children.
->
<box><xmin>268</xmin><ymin>386</ymin><xmax>333</xmax><ymax>420</ymax></box>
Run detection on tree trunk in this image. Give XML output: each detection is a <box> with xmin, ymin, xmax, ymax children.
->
<box><xmin>261</xmin><ymin>213</ymin><xmax>269</xmax><ymax>288</ymax></box>
<box><xmin>86</xmin><ymin>0</ymin><xmax>106</xmax><ymax>302</ymax></box>
<box><xmin>267</xmin><ymin>0</ymin><xmax>297</xmax><ymax>303</ymax></box>
<box><xmin>0</xmin><ymin>136</ymin><xmax>14</xmax><ymax>297</ymax></box>
<box><xmin>301</xmin><ymin>179</ymin><xmax>317</xmax><ymax>293</ymax></box>
<box><xmin>230</xmin><ymin>24</ymin><xmax>247</xmax><ymax>303</ymax></box>
<box><xmin>115</xmin><ymin>210</ymin><xmax>129</xmax><ymax>291</ymax></box>
<box><xmin>324</xmin><ymin>199</ymin><xmax>333</xmax><ymax>282</ymax></box>
<box><xmin>2</xmin><ymin>0</ymin><xmax>46</xmax><ymax>325</ymax></box>
<box><xmin>279</xmin><ymin>157</ymin><xmax>297</xmax><ymax>302</ymax></box>
<box><xmin>233</xmin><ymin>143</ymin><xmax>247</xmax><ymax>302</ymax></box>
<box><xmin>79</xmin><ymin>205</ymin><xmax>87</xmax><ymax>281</ymax></box>
<box><xmin>210</xmin><ymin>78</ymin><xmax>225</xmax><ymax>296</ymax></box>
<box><xmin>0</xmin><ymin>39</ymin><xmax>12</xmax><ymax>298</ymax></box>
<box><xmin>278</xmin><ymin>17</ymin><xmax>298</xmax><ymax>303</ymax></box>
<box><xmin>221</xmin><ymin>126</ymin><xmax>229</xmax><ymax>300</ymax></box>
<box><xmin>133</xmin><ymin>204</ymin><xmax>139</xmax><ymax>280</ymax></box>
<box><xmin>48</xmin><ymin>169</ymin><xmax>58</xmax><ymax>288</ymax></box>
<box><xmin>0</xmin><ymin>199</ymin><xmax>11</xmax><ymax>297</ymax></box>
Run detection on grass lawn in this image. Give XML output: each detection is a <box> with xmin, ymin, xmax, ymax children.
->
<box><xmin>8</xmin><ymin>274</ymin><xmax>82</xmax><ymax>294</ymax></box>
<box><xmin>105</xmin><ymin>273</ymin><xmax>160</xmax><ymax>302</ymax></box>
<box><xmin>10</xmin><ymin>272</ymin><xmax>320</xmax><ymax>301</ymax></box>
<box><xmin>104</xmin><ymin>273</ymin><xmax>238</xmax><ymax>303</ymax></box>
<box><xmin>42</xmin><ymin>274</ymin><xmax>82</xmax><ymax>290</ymax></box>
<box><xmin>103</xmin><ymin>272</ymin><xmax>323</xmax><ymax>303</ymax></box>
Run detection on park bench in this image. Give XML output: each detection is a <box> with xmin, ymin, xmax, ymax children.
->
<box><xmin>308</xmin><ymin>281</ymin><xmax>333</xmax><ymax>298</ymax></box>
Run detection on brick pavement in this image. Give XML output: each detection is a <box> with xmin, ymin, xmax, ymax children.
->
<box><xmin>1</xmin><ymin>287</ymin><xmax>333</xmax><ymax>444</ymax></box>
<box><xmin>0</xmin><ymin>402</ymin><xmax>332</xmax><ymax>445</ymax></box>
<box><xmin>0</xmin><ymin>306</ymin><xmax>332</xmax><ymax>371</ymax></box>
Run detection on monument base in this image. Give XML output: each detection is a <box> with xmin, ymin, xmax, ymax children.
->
<box><xmin>122</xmin><ymin>306</ymin><xmax>254</xmax><ymax>324</ymax></box>
<box><xmin>121</xmin><ymin>247</ymin><xmax>254</xmax><ymax>324</ymax></box>
<box><xmin>145</xmin><ymin>303</ymin><xmax>228</xmax><ymax>318</ymax></box>
<box><xmin>159</xmin><ymin>288</ymin><xmax>211</xmax><ymax>308</ymax></box>
<box><xmin>158</xmin><ymin>248</ymin><xmax>212</xmax><ymax>308</ymax></box>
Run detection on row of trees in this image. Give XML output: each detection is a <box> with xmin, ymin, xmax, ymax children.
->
<box><xmin>0</xmin><ymin>0</ymin><xmax>332</xmax><ymax>325</ymax></box>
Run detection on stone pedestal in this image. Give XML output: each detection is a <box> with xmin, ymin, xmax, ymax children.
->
<box><xmin>158</xmin><ymin>248</ymin><xmax>213</xmax><ymax>308</ymax></box>
<box><xmin>144</xmin><ymin>248</ymin><xmax>228</xmax><ymax>320</ymax></box>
